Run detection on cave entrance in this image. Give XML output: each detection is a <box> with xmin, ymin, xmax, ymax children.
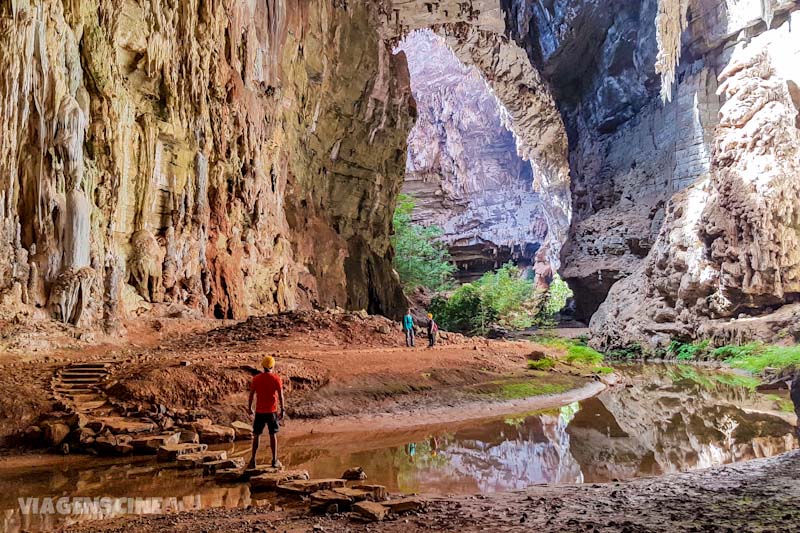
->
<box><xmin>395</xmin><ymin>30</ymin><xmax>547</xmax><ymax>283</ymax></box>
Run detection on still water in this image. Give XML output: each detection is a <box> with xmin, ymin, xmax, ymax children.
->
<box><xmin>1</xmin><ymin>364</ymin><xmax>796</xmax><ymax>531</ymax></box>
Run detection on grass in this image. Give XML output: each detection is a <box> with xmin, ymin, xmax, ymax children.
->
<box><xmin>565</xmin><ymin>345</ymin><xmax>604</xmax><ymax>366</ymax></box>
<box><xmin>723</xmin><ymin>344</ymin><xmax>800</xmax><ymax>374</ymax></box>
<box><xmin>527</xmin><ymin>358</ymin><xmax>555</xmax><ymax>371</ymax></box>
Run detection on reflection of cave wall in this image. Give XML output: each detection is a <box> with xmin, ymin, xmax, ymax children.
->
<box><xmin>399</xmin><ymin>31</ymin><xmax>550</xmax><ymax>282</ymax></box>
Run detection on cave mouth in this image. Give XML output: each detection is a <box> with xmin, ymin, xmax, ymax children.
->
<box><xmin>395</xmin><ymin>30</ymin><xmax>558</xmax><ymax>285</ymax></box>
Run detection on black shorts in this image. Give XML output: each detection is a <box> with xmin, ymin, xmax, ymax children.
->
<box><xmin>253</xmin><ymin>412</ymin><xmax>280</xmax><ymax>435</ymax></box>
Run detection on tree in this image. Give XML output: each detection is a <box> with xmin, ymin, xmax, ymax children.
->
<box><xmin>391</xmin><ymin>194</ymin><xmax>456</xmax><ymax>293</ymax></box>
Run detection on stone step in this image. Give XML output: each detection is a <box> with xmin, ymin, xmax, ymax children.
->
<box><xmin>61</xmin><ymin>367</ymin><xmax>109</xmax><ymax>375</ymax></box>
<box><xmin>277</xmin><ymin>478</ymin><xmax>346</xmax><ymax>495</ymax></box>
<box><xmin>59</xmin><ymin>372</ymin><xmax>106</xmax><ymax>380</ymax></box>
<box><xmin>69</xmin><ymin>363</ymin><xmax>113</xmax><ymax>369</ymax></box>
<box><xmin>74</xmin><ymin>400</ymin><xmax>109</xmax><ymax>411</ymax></box>
<box><xmin>53</xmin><ymin>383</ymin><xmax>98</xmax><ymax>390</ymax></box>
<box><xmin>250</xmin><ymin>470</ymin><xmax>310</xmax><ymax>491</ymax></box>
<box><xmin>53</xmin><ymin>387</ymin><xmax>95</xmax><ymax>394</ymax></box>
<box><xmin>59</xmin><ymin>377</ymin><xmax>103</xmax><ymax>384</ymax></box>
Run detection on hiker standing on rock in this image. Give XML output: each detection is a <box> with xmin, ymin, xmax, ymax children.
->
<box><xmin>403</xmin><ymin>308</ymin><xmax>415</xmax><ymax>347</ymax></box>
<box><xmin>426</xmin><ymin>313</ymin><xmax>438</xmax><ymax>348</ymax></box>
<box><xmin>247</xmin><ymin>355</ymin><xmax>285</xmax><ymax>469</ymax></box>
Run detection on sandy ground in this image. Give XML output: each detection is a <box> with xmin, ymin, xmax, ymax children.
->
<box><xmin>61</xmin><ymin>449</ymin><xmax>800</xmax><ymax>533</ymax></box>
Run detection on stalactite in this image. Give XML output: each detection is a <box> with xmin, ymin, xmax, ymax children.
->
<box><xmin>655</xmin><ymin>0</ymin><xmax>690</xmax><ymax>103</ymax></box>
<box><xmin>761</xmin><ymin>0</ymin><xmax>775</xmax><ymax>28</ymax></box>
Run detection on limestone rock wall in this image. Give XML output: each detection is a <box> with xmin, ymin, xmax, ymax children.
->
<box><xmin>0</xmin><ymin>0</ymin><xmax>414</xmax><ymax>328</ymax></box>
<box><xmin>399</xmin><ymin>31</ymin><xmax>550</xmax><ymax>281</ymax></box>
<box><xmin>505</xmin><ymin>0</ymin><xmax>800</xmax><ymax>345</ymax></box>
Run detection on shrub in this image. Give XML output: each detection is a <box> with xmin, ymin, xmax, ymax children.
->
<box><xmin>392</xmin><ymin>194</ymin><xmax>456</xmax><ymax>292</ymax></box>
<box><xmin>668</xmin><ymin>339</ymin><xmax>711</xmax><ymax>361</ymax></box>
<box><xmin>724</xmin><ymin>344</ymin><xmax>800</xmax><ymax>374</ymax></box>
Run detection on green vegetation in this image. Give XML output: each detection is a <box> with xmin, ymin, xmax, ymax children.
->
<box><xmin>565</xmin><ymin>344</ymin><xmax>604</xmax><ymax>366</ymax></box>
<box><xmin>668</xmin><ymin>339</ymin><xmax>711</xmax><ymax>361</ymax></box>
<box><xmin>665</xmin><ymin>339</ymin><xmax>800</xmax><ymax>374</ymax></box>
<box><xmin>667</xmin><ymin>364</ymin><xmax>762</xmax><ymax>391</ymax></box>
<box><xmin>605</xmin><ymin>342</ymin><xmax>644</xmax><ymax>360</ymax></box>
<box><xmin>391</xmin><ymin>193</ymin><xmax>456</xmax><ymax>292</ymax></box>
<box><xmin>533</xmin><ymin>274</ymin><xmax>573</xmax><ymax>327</ymax></box>
<box><xmin>527</xmin><ymin>357</ymin><xmax>555</xmax><ymax>371</ymax></box>
<box><xmin>430</xmin><ymin>263</ymin><xmax>535</xmax><ymax>333</ymax></box>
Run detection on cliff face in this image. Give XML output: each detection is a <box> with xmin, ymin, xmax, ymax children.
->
<box><xmin>504</xmin><ymin>0</ymin><xmax>800</xmax><ymax>347</ymax></box>
<box><xmin>0</xmin><ymin>0</ymin><xmax>413</xmax><ymax>328</ymax></box>
<box><xmin>399</xmin><ymin>31</ymin><xmax>550</xmax><ymax>281</ymax></box>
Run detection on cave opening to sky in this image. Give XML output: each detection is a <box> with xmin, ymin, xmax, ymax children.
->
<box><xmin>395</xmin><ymin>30</ymin><xmax>553</xmax><ymax>285</ymax></box>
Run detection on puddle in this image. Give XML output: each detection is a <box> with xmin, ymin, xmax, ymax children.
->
<box><xmin>0</xmin><ymin>364</ymin><xmax>796</xmax><ymax>531</ymax></box>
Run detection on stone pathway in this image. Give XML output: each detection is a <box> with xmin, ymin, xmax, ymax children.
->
<box><xmin>51</xmin><ymin>361</ymin><xmax>116</xmax><ymax>415</ymax></box>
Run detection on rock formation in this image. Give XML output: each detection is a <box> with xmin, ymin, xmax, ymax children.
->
<box><xmin>0</xmin><ymin>0</ymin><xmax>414</xmax><ymax>328</ymax></box>
<box><xmin>504</xmin><ymin>0</ymin><xmax>800</xmax><ymax>345</ymax></box>
<box><xmin>399</xmin><ymin>31</ymin><xmax>551</xmax><ymax>281</ymax></box>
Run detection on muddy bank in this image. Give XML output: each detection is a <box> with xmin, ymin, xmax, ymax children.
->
<box><xmin>61</xmin><ymin>450</ymin><xmax>800</xmax><ymax>533</ymax></box>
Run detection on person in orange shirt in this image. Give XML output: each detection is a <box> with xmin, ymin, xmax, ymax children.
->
<box><xmin>247</xmin><ymin>355</ymin><xmax>285</xmax><ymax>469</ymax></box>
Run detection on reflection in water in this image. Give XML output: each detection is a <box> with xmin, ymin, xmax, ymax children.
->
<box><xmin>0</xmin><ymin>365</ymin><xmax>796</xmax><ymax>531</ymax></box>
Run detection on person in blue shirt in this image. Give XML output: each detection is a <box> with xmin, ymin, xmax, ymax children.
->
<box><xmin>402</xmin><ymin>308</ymin><xmax>415</xmax><ymax>347</ymax></box>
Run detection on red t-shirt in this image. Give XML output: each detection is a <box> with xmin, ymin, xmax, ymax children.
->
<box><xmin>250</xmin><ymin>372</ymin><xmax>282</xmax><ymax>414</ymax></box>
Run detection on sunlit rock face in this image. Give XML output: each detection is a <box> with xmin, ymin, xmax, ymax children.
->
<box><xmin>0</xmin><ymin>1</ymin><xmax>414</xmax><ymax>328</ymax></box>
<box><xmin>505</xmin><ymin>0</ymin><xmax>800</xmax><ymax>343</ymax></box>
<box><xmin>399</xmin><ymin>31</ymin><xmax>550</xmax><ymax>281</ymax></box>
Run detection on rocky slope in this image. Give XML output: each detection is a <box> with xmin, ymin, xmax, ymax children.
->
<box><xmin>504</xmin><ymin>0</ymin><xmax>800</xmax><ymax>346</ymax></box>
<box><xmin>0</xmin><ymin>0</ymin><xmax>414</xmax><ymax>329</ymax></box>
<box><xmin>399</xmin><ymin>31</ymin><xmax>551</xmax><ymax>280</ymax></box>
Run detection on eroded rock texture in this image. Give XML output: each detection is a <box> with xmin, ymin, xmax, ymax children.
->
<box><xmin>505</xmin><ymin>0</ymin><xmax>800</xmax><ymax>345</ymax></box>
<box><xmin>0</xmin><ymin>0</ymin><xmax>414</xmax><ymax>328</ymax></box>
<box><xmin>399</xmin><ymin>31</ymin><xmax>550</xmax><ymax>281</ymax></box>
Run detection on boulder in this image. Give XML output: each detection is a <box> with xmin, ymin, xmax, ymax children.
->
<box><xmin>341</xmin><ymin>466</ymin><xmax>367</xmax><ymax>480</ymax></box>
<box><xmin>353</xmin><ymin>501</ymin><xmax>389</xmax><ymax>522</ymax></box>
<box><xmin>249</xmin><ymin>470</ymin><xmax>309</xmax><ymax>491</ymax></box>
<box><xmin>277</xmin><ymin>478</ymin><xmax>346</xmax><ymax>495</ymax></box>
<box><xmin>353</xmin><ymin>485</ymin><xmax>388</xmax><ymax>501</ymax></box>
<box><xmin>198</xmin><ymin>424</ymin><xmax>235</xmax><ymax>444</ymax></box>
<box><xmin>202</xmin><ymin>458</ymin><xmax>245</xmax><ymax>475</ymax></box>
<box><xmin>156</xmin><ymin>443</ymin><xmax>208</xmax><ymax>462</ymax></box>
<box><xmin>93</xmin><ymin>433</ymin><xmax>118</xmax><ymax>454</ymax></box>
<box><xmin>42</xmin><ymin>422</ymin><xmax>71</xmax><ymax>447</ymax></box>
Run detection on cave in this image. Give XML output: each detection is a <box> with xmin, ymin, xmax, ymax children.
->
<box><xmin>396</xmin><ymin>30</ymin><xmax>557</xmax><ymax>283</ymax></box>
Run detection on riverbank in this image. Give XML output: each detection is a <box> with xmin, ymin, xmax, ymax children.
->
<box><xmin>0</xmin><ymin>311</ymin><xmax>605</xmax><ymax>450</ymax></box>
<box><xmin>61</xmin><ymin>449</ymin><xmax>800</xmax><ymax>533</ymax></box>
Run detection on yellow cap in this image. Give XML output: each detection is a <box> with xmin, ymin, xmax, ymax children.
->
<box><xmin>262</xmin><ymin>355</ymin><xmax>275</xmax><ymax>369</ymax></box>
<box><xmin>427</xmin><ymin>313</ymin><xmax>433</xmax><ymax>319</ymax></box>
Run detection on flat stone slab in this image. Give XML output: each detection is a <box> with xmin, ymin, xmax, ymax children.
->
<box><xmin>156</xmin><ymin>443</ymin><xmax>208</xmax><ymax>462</ymax></box>
<box><xmin>131</xmin><ymin>434</ymin><xmax>180</xmax><ymax>454</ymax></box>
<box><xmin>276</xmin><ymin>478</ymin><xmax>345</xmax><ymax>495</ymax></box>
<box><xmin>250</xmin><ymin>470</ymin><xmax>309</xmax><ymax>491</ymax></box>
<box><xmin>198</xmin><ymin>424</ymin><xmax>235</xmax><ymax>444</ymax></box>
<box><xmin>333</xmin><ymin>487</ymin><xmax>374</xmax><ymax>502</ymax></box>
<box><xmin>242</xmin><ymin>465</ymin><xmax>285</xmax><ymax>480</ymax></box>
<box><xmin>383</xmin><ymin>497</ymin><xmax>425</xmax><ymax>513</ymax></box>
<box><xmin>353</xmin><ymin>501</ymin><xmax>389</xmax><ymax>522</ymax></box>
<box><xmin>352</xmin><ymin>484</ymin><xmax>388</xmax><ymax>501</ymax></box>
<box><xmin>214</xmin><ymin>468</ymin><xmax>246</xmax><ymax>482</ymax></box>
<box><xmin>231</xmin><ymin>421</ymin><xmax>253</xmax><ymax>440</ymax></box>
<box><xmin>310</xmin><ymin>489</ymin><xmax>354</xmax><ymax>509</ymax></box>
<box><xmin>175</xmin><ymin>450</ymin><xmax>228</xmax><ymax>468</ymax></box>
<box><xmin>99</xmin><ymin>417</ymin><xmax>157</xmax><ymax>434</ymax></box>
<box><xmin>203</xmin><ymin>458</ymin><xmax>245</xmax><ymax>475</ymax></box>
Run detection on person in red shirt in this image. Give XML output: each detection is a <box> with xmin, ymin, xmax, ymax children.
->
<box><xmin>247</xmin><ymin>355</ymin><xmax>285</xmax><ymax>469</ymax></box>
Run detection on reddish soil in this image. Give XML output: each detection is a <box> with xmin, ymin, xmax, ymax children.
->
<box><xmin>0</xmin><ymin>310</ymin><xmax>588</xmax><ymax>447</ymax></box>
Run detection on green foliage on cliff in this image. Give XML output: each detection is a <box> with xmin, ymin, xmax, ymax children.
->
<box><xmin>391</xmin><ymin>194</ymin><xmax>456</xmax><ymax>292</ymax></box>
<box><xmin>540</xmin><ymin>274</ymin><xmax>573</xmax><ymax>318</ymax></box>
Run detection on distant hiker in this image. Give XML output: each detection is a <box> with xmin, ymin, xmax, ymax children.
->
<box><xmin>247</xmin><ymin>355</ymin><xmax>285</xmax><ymax>469</ymax></box>
<box><xmin>403</xmin><ymin>308</ymin><xmax>415</xmax><ymax>347</ymax></box>
<box><xmin>426</xmin><ymin>312</ymin><xmax>438</xmax><ymax>347</ymax></box>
